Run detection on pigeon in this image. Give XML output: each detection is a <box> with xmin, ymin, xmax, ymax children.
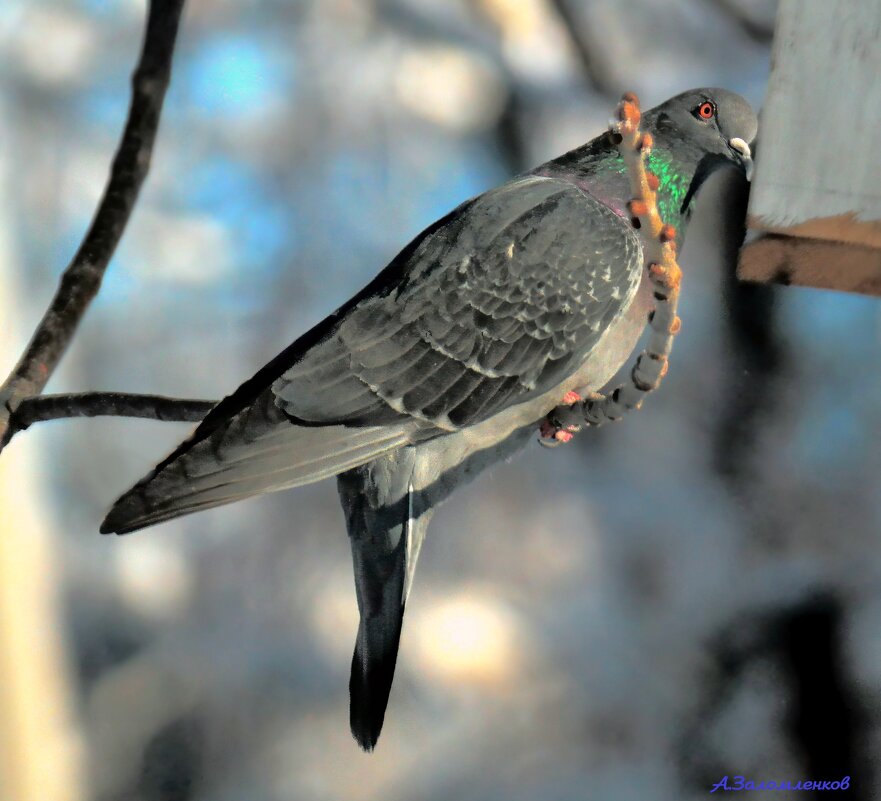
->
<box><xmin>102</xmin><ymin>88</ymin><xmax>757</xmax><ymax>750</ymax></box>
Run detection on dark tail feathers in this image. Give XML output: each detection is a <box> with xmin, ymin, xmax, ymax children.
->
<box><xmin>337</xmin><ymin>449</ymin><xmax>429</xmax><ymax>751</ymax></box>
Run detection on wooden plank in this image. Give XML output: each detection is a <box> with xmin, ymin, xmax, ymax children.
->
<box><xmin>739</xmin><ymin>234</ymin><xmax>881</xmax><ymax>296</ymax></box>
<box><xmin>739</xmin><ymin>0</ymin><xmax>881</xmax><ymax>292</ymax></box>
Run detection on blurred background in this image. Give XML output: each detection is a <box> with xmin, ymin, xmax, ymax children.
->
<box><xmin>1</xmin><ymin>0</ymin><xmax>880</xmax><ymax>799</ymax></box>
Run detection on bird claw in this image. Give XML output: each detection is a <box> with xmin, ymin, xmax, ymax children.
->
<box><xmin>538</xmin><ymin>427</ymin><xmax>574</xmax><ymax>448</ymax></box>
<box><xmin>539</xmin><ymin>419</ymin><xmax>578</xmax><ymax>446</ymax></box>
<box><xmin>538</xmin><ymin>391</ymin><xmax>587</xmax><ymax>446</ymax></box>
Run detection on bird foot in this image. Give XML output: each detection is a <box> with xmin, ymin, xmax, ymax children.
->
<box><xmin>538</xmin><ymin>391</ymin><xmax>588</xmax><ymax>447</ymax></box>
<box><xmin>539</xmin><ymin>419</ymin><xmax>576</xmax><ymax>446</ymax></box>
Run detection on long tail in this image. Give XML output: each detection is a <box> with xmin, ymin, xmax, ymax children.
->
<box><xmin>337</xmin><ymin>449</ymin><xmax>432</xmax><ymax>751</ymax></box>
<box><xmin>101</xmin><ymin>390</ymin><xmax>415</xmax><ymax>535</ymax></box>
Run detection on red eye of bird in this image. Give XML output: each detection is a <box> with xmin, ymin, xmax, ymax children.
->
<box><xmin>697</xmin><ymin>101</ymin><xmax>715</xmax><ymax>120</ymax></box>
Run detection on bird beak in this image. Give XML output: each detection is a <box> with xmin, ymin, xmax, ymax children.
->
<box><xmin>728</xmin><ymin>137</ymin><xmax>754</xmax><ymax>182</ymax></box>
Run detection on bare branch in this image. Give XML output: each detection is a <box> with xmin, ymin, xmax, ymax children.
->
<box><xmin>707</xmin><ymin>0</ymin><xmax>775</xmax><ymax>45</ymax></box>
<box><xmin>11</xmin><ymin>393</ymin><xmax>215</xmax><ymax>432</ymax></box>
<box><xmin>540</xmin><ymin>92</ymin><xmax>683</xmax><ymax>444</ymax></box>
<box><xmin>549</xmin><ymin>0</ymin><xmax>617</xmax><ymax>98</ymax></box>
<box><xmin>0</xmin><ymin>0</ymin><xmax>186</xmax><ymax>451</ymax></box>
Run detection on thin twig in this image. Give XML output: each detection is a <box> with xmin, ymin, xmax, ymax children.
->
<box><xmin>0</xmin><ymin>0</ymin><xmax>186</xmax><ymax>452</ymax></box>
<box><xmin>549</xmin><ymin>0</ymin><xmax>617</xmax><ymax>98</ymax></box>
<box><xmin>540</xmin><ymin>92</ymin><xmax>683</xmax><ymax>444</ymax></box>
<box><xmin>707</xmin><ymin>0</ymin><xmax>775</xmax><ymax>45</ymax></box>
<box><xmin>11</xmin><ymin>393</ymin><xmax>216</xmax><ymax>432</ymax></box>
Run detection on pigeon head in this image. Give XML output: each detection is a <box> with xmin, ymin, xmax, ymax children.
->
<box><xmin>645</xmin><ymin>87</ymin><xmax>758</xmax><ymax>181</ymax></box>
<box><xmin>536</xmin><ymin>87</ymin><xmax>758</xmax><ymax>234</ymax></box>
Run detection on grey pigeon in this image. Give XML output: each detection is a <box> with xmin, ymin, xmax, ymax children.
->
<box><xmin>102</xmin><ymin>88</ymin><xmax>757</xmax><ymax>750</ymax></box>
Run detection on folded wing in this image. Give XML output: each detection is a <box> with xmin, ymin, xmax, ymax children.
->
<box><xmin>102</xmin><ymin>176</ymin><xmax>640</xmax><ymax>534</ymax></box>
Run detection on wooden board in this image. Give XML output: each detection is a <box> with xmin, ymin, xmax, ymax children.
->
<box><xmin>739</xmin><ymin>0</ymin><xmax>881</xmax><ymax>295</ymax></box>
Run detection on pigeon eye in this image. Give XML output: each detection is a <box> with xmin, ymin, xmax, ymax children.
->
<box><xmin>696</xmin><ymin>101</ymin><xmax>715</xmax><ymax>120</ymax></box>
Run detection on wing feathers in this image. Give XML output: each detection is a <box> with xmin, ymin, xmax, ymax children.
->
<box><xmin>101</xmin><ymin>392</ymin><xmax>417</xmax><ymax>535</ymax></box>
<box><xmin>271</xmin><ymin>176</ymin><xmax>640</xmax><ymax>433</ymax></box>
<box><xmin>103</xmin><ymin>175</ymin><xmax>641</xmax><ymax>536</ymax></box>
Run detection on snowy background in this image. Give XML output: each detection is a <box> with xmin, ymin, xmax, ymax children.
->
<box><xmin>1</xmin><ymin>0</ymin><xmax>879</xmax><ymax>799</ymax></box>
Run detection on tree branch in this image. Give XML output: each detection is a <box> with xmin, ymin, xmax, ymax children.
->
<box><xmin>540</xmin><ymin>93</ymin><xmax>683</xmax><ymax>444</ymax></box>
<box><xmin>11</xmin><ymin>393</ymin><xmax>216</xmax><ymax>432</ymax></box>
<box><xmin>707</xmin><ymin>0</ymin><xmax>775</xmax><ymax>45</ymax></box>
<box><xmin>0</xmin><ymin>0</ymin><xmax>186</xmax><ymax>451</ymax></box>
<box><xmin>549</xmin><ymin>0</ymin><xmax>617</xmax><ymax>98</ymax></box>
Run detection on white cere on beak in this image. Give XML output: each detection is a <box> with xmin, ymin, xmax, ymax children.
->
<box><xmin>728</xmin><ymin>137</ymin><xmax>754</xmax><ymax>181</ymax></box>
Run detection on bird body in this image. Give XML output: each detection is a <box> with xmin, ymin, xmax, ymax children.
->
<box><xmin>102</xmin><ymin>88</ymin><xmax>757</xmax><ymax>749</ymax></box>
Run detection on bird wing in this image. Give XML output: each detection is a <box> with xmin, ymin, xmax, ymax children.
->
<box><xmin>273</xmin><ymin>175</ymin><xmax>642</xmax><ymax>430</ymax></box>
<box><xmin>102</xmin><ymin>175</ymin><xmax>640</xmax><ymax>534</ymax></box>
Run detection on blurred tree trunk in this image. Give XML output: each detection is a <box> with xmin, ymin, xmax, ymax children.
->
<box><xmin>0</xmin><ymin>112</ymin><xmax>86</xmax><ymax>801</ymax></box>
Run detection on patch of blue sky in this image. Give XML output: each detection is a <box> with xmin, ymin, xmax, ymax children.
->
<box><xmin>177</xmin><ymin>34</ymin><xmax>294</xmax><ymax>118</ymax></box>
<box><xmin>97</xmin><ymin>155</ymin><xmax>292</xmax><ymax>310</ymax></box>
<box><xmin>0</xmin><ymin>3</ymin><xmax>24</xmax><ymax>27</ymax></box>
<box><xmin>408</xmin><ymin>145</ymin><xmax>504</xmax><ymax>227</ymax></box>
<box><xmin>791</xmin><ymin>395</ymin><xmax>864</xmax><ymax>481</ymax></box>
<box><xmin>77</xmin><ymin>79</ymin><xmax>128</xmax><ymax>131</ymax></box>
<box><xmin>325</xmin><ymin>139</ymin><xmax>503</xmax><ymax>247</ymax></box>
<box><xmin>95</xmin><ymin>258</ymin><xmax>138</xmax><ymax>306</ymax></box>
<box><xmin>783</xmin><ymin>287</ymin><xmax>879</xmax><ymax>360</ymax></box>
<box><xmin>41</xmin><ymin>220</ymin><xmax>88</xmax><ymax>285</ymax></box>
<box><xmin>75</xmin><ymin>0</ymin><xmax>127</xmax><ymax>18</ymax></box>
<box><xmin>171</xmin><ymin>157</ymin><xmax>292</xmax><ymax>314</ymax></box>
<box><xmin>323</xmin><ymin>152</ymin><xmax>394</xmax><ymax>242</ymax></box>
<box><xmin>310</xmin><ymin>139</ymin><xmax>502</xmax><ymax>309</ymax></box>
<box><xmin>780</xmin><ymin>289</ymin><xmax>878</xmax><ymax>477</ymax></box>
<box><xmin>85</xmin><ymin>216</ymin><xmax>140</xmax><ymax>307</ymax></box>
<box><xmin>184</xmin><ymin>157</ymin><xmax>292</xmax><ymax>265</ymax></box>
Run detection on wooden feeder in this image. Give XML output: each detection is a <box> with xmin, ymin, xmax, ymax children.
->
<box><xmin>739</xmin><ymin>0</ymin><xmax>881</xmax><ymax>296</ymax></box>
